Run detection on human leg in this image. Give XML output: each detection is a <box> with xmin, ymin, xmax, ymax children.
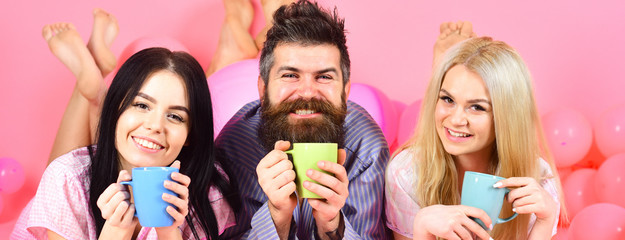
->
<box><xmin>206</xmin><ymin>0</ymin><xmax>258</xmax><ymax>76</ymax></box>
<box><xmin>42</xmin><ymin>22</ymin><xmax>105</xmax><ymax>163</ymax></box>
<box><xmin>433</xmin><ymin>21</ymin><xmax>476</xmax><ymax>66</ymax></box>
<box><xmin>87</xmin><ymin>8</ymin><xmax>119</xmax><ymax>77</ymax></box>
<box><xmin>254</xmin><ymin>0</ymin><xmax>295</xmax><ymax>50</ymax></box>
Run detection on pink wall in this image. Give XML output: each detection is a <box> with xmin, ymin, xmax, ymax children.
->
<box><xmin>1</xmin><ymin>0</ymin><xmax>624</xmax><ymax>236</ymax></box>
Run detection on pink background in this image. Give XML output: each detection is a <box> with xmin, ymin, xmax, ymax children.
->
<box><xmin>1</xmin><ymin>0</ymin><xmax>624</xmax><ymax>237</ymax></box>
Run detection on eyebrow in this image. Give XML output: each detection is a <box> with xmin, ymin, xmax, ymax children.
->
<box><xmin>439</xmin><ymin>89</ymin><xmax>491</xmax><ymax>105</ymax></box>
<box><xmin>137</xmin><ymin>92</ymin><xmax>190</xmax><ymax>113</ymax></box>
<box><xmin>277</xmin><ymin>66</ymin><xmax>339</xmax><ymax>75</ymax></box>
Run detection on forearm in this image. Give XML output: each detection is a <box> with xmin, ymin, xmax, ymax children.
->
<box><xmin>338</xmin><ymin>158</ymin><xmax>388</xmax><ymax>238</ymax></box>
<box><xmin>272</xmin><ymin>215</ymin><xmax>293</xmax><ymax>240</ymax></box>
<box><xmin>249</xmin><ymin>202</ymin><xmax>293</xmax><ymax>239</ymax></box>
<box><xmin>315</xmin><ymin>212</ymin><xmax>344</xmax><ymax>240</ymax></box>
<box><xmin>97</xmin><ymin>227</ymin><xmax>133</xmax><ymax>240</ymax></box>
<box><xmin>527</xmin><ymin>217</ymin><xmax>556</xmax><ymax>240</ymax></box>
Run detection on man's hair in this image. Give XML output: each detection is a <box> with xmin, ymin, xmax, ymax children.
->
<box><xmin>259</xmin><ymin>0</ymin><xmax>350</xmax><ymax>85</ymax></box>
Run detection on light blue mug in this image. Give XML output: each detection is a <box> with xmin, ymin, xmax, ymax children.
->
<box><xmin>461</xmin><ymin>171</ymin><xmax>517</xmax><ymax>230</ymax></box>
<box><xmin>121</xmin><ymin>167</ymin><xmax>178</xmax><ymax>227</ymax></box>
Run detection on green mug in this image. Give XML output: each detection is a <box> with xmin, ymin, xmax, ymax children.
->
<box><xmin>285</xmin><ymin>143</ymin><xmax>338</xmax><ymax>198</ymax></box>
<box><xmin>461</xmin><ymin>171</ymin><xmax>517</xmax><ymax>229</ymax></box>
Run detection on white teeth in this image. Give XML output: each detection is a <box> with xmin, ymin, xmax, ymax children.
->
<box><xmin>295</xmin><ymin>109</ymin><xmax>316</xmax><ymax>115</ymax></box>
<box><xmin>134</xmin><ymin>137</ymin><xmax>163</xmax><ymax>150</ymax></box>
<box><xmin>448</xmin><ymin>129</ymin><xmax>470</xmax><ymax>137</ymax></box>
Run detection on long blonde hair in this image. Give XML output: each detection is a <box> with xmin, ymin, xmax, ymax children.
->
<box><xmin>401</xmin><ymin>37</ymin><xmax>566</xmax><ymax>239</ymax></box>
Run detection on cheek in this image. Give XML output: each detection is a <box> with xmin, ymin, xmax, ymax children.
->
<box><xmin>321</xmin><ymin>85</ymin><xmax>344</xmax><ymax>106</ymax></box>
<box><xmin>115</xmin><ymin>115</ymin><xmax>131</xmax><ymax>143</ymax></box>
<box><xmin>434</xmin><ymin>103</ymin><xmax>447</xmax><ymax>126</ymax></box>
<box><xmin>476</xmin><ymin>116</ymin><xmax>495</xmax><ymax>139</ymax></box>
<box><xmin>168</xmin><ymin>126</ymin><xmax>189</xmax><ymax>148</ymax></box>
<box><xmin>270</xmin><ymin>84</ymin><xmax>297</xmax><ymax>102</ymax></box>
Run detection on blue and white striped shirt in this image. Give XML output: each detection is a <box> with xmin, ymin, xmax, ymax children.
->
<box><xmin>216</xmin><ymin>100</ymin><xmax>389</xmax><ymax>239</ymax></box>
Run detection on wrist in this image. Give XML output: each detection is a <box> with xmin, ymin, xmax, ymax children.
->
<box><xmin>267</xmin><ymin>201</ymin><xmax>294</xmax><ymax>226</ymax></box>
<box><xmin>99</xmin><ymin>223</ymin><xmax>134</xmax><ymax>240</ymax></box>
<box><xmin>315</xmin><ymin>212</ymin><xmax>344</xmax><ymax>240</ymax></box>
<box><xmin>155</xmin><ymin>226</ymin><xmax>182</xmax><ymax>240</ymax></box>
<box><xmin>536</xmin><ymin>214</ymin><xmax>556</xmax><ymax>225</ymax></box>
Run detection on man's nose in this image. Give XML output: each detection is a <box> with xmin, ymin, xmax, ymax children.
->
<box><xmin>296</xmin><ymin>76</ymin><xmax>318</xmax><ymax>99</ymax></box>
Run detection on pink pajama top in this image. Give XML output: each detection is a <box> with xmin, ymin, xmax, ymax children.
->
<box><xmin>384</xmin><ymin>149</ymin><xmax>560</xmax><ymax>238</ymax></box>
<box><xmin>11</xmin><ymin>147</ymin><xmax>235</xmax><ymax>240</ymax></box>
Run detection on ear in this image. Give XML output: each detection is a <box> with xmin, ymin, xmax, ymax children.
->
<box><xmin>258</xmin><ymin>76</ymin><xmax>266</xmax><ymax>99</ymax></box>
<box><xmin>343</xmin><ymin>81</ymin><xmax>351</xmax><ymax>99</ymax></box>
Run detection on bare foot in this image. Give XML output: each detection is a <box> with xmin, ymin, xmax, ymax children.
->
<box><xmin>87</xmin><ymin>8</ymin><xmax>118</xmax><ymax>77</ymax></box>
<box><xmin>433</xmin><ymin>21</ymin><xmax>476</xmax><ymax>65</ymax></box>
<box><xmin>255</xmin><ymin>0</ymin><xmax>295</xmax><ymax>50</ymax></box>
<box><xmin>206</xmin><ymin>0</ymin><xmax>258</xmax><ymax>76</ymax></box>
<box><xmin>43</xmin><ymin>23</ymin><xmax>102</xmax><ymax>101</ymax></box>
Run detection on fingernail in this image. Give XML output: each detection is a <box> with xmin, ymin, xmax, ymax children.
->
<box><xmin>162</xmin><ymin>193</ymin><xmax>169</xmax><ymax>200</ymax></box>
<box><xmin>489</xmin><ymin>223</ymin><xmax>493</xmax><ymax>230</ymax></box>
<box><xmin>307</xmin><ymin>169</ymin><xmax>313</xmax><ymax>176</ymax></box>
<box><xmin>303</xmin><ymin>181</ymin><xmax>310</xmax><ymax>188</ymax></box>
<box><xmin>164</xmin><ymin>180</ymin><xmax>171</xmax><ymax>187</ymax></box>
<box><xmin>493</xmin><ymin>182</ymin><xmax>502</xmax><ymax>188</ymax></box>
<box><xmin>318</xmin><ymin>161</ymin><xmax>325</xmax><ymax>167</ymax></box>
<box><xmin>512</xmin><ymin>208</ymin><xmax>516</xmax><ymax>212</ymax></box>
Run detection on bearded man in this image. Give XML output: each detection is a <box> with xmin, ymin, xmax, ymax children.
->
<box><xmin>216</xmin><ymin>1</ymin><xmax>389</xmax><ymax>239</ymax></box>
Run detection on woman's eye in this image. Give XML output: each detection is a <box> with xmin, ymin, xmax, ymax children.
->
<box><xmin>470</xmin><ymin>104</ymin><xmax>486</xmax><ymax>111</ymax></box>
<box><xmin>168</xmin><ymin>113</ymin><xmax>185</xmax><ymax>123</ymax></box>
<box><xmin>439</xmin><ymin>96</ymin><xmax>453</xmax><ymax>104</ymax></box>
<box><xmin>132</xmin><ymin>102</ymin><xmax>149</xmax><ymax>110</ymax></box>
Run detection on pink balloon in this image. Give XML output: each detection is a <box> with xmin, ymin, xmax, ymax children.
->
<box><xmin>207</xmin><ymin>59</ymin><xmax>260</xmax><ymax>136</ymax></box>
<box><xmin>348</xmin><ymin>83</ymin><xmax>399</xmax><ymax>145</ymax></box>
<box><xmin>557</xmin><ymin>167</ymin><xmax>573</xmax><ymax>183</ymax></box>
<box><xmin>570</xmin><ymin>203</ymin><xmax>625</xmax><ymax>240</ymax></box>
<box><xmin>396</xmin><ymin>99</ymin><xmax>422</xmax><ymax>146</ymax></box>
<box><xmin>563</xmin><ymin>168</ymin><xmax>598</xmax><ymax>219</ymax></box>
<box><xmin>0</xmin><ymin>195</ymin><xmax>3</xmax><ymax>215</ymax></box>
<box><xmin>389</xmin><ymin>101</ymin><xmax>407</xmax><ymax>152</ymax></box>
<box><xmin>553</xmin><ymin>227</ymin><xmax>570</xmax><ymax>240</ymax></box>
<box><xmin>595</xmin><ymin>153</ymin><xmax>625</xmax><ymax>208</ymax></box>
<box><xmin>542</xmin><ymin>108</ymin><xmax>593</xmax><ymax>168</ymax></box>
<box><xmin>0</xmin><ymin>157</ymin><xmax>25</xmax><ymax>194</ymax></box>
<box><xmin>595</xmin><ymin>104</ymin><xmax>625</xmax><ymax>157</ymax></box>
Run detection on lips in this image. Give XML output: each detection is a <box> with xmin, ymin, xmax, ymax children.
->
<box><xmin>132</xmin><ymin>136</ymin><xmax>164</xmax><ymax>150</ymax></box>
<box><xmin>446</xmin><ymin>128</ymin><xmax>472</xmax><ymax>138</ymax></box>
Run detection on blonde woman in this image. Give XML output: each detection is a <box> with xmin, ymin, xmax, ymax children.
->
<box><xmin>385</xmin><ymin>37</ymin><xmax>566</xmax><ymax>240</ymax></box>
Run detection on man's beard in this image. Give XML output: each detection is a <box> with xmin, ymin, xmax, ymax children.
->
<box><xmin>259</xmin><ymin>94</ymin><xmax>347</xmax><ymax>152</ymax></box>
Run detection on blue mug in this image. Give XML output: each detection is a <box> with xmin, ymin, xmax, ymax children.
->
<box><xmin>121</xmin><ymin>167</ymin><xmax>178</xmax><ymax>227</ymax></box>
<box><xmin>461</xmin><ymin>171</ymin><xmax>517</xmax><ymax>230</ymax></box>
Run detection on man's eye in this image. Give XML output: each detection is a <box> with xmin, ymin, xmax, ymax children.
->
<box><xmin>283</xmin><ymin>73</ymin><xmax>297</xmax><ymax>78</ymax></box>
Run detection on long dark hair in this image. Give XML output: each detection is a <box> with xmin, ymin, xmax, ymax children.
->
<box><xmin>88</xmin><ymin>47</ymin><xmax>239</xmax><ymax>239</ymax></box>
